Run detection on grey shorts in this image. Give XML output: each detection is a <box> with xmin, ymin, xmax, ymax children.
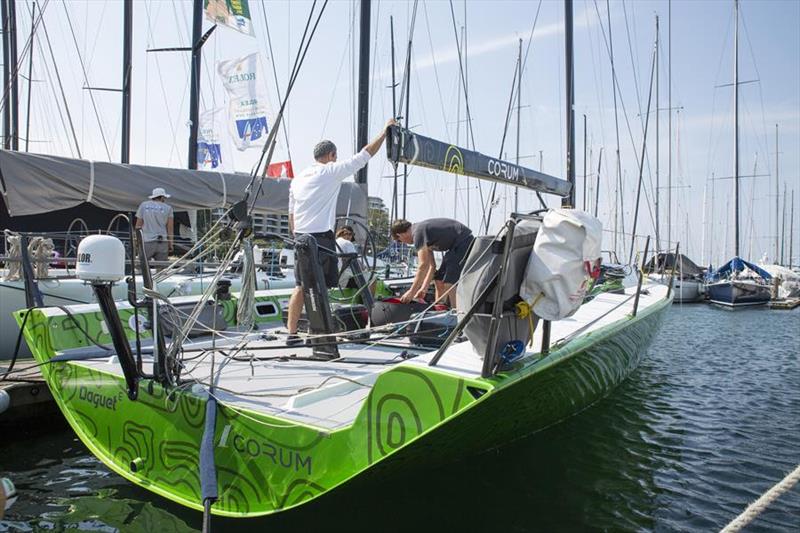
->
<box><xmin>434</xmin><ymin>235</ymin><xmax>474</xmax><ymax>284</ymax></box>
<box><xmin>143</xmin><ymin>240</ymin><xmax>169</xmax><ymax>262</ymax></box>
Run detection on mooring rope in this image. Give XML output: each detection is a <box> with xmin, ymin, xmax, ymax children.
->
<box><xmin>720</xmin><ymin>464</ymin><xmax>800</xmax><ymax>533</ymax></box>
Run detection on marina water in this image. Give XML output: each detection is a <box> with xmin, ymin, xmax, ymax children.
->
<box><xmin>1</xmin><ymin>304</ymin><xmax>798</xmax><ymax>532</ymax></box>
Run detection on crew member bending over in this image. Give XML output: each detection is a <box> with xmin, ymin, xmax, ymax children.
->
<box><xmin>390</xmin><ymin>218</ymin><xmax>474</xmax><ymax>308</ymax></box>
<box><xmin>286</xmin><ymin>118</ymin><xmax>396</xmax><ymax>345</ymax></box>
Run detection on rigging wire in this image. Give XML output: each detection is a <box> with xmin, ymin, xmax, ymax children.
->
<box><xmin>367</xmin><ymin>0</ymin><xmax>382</xmax><ymax>128</ymax></box>
<box><xmin>484</xmin><ymin>0</ymin><xmax>545</xmax><ymax>232</ymax></box>
<box><xmin>740</xmin><ymin>8</ymin><xmax>774</xmax><ymax>178</ymax></box>
<box><xmin>61</xmin><ymin>1</ymin><xmax>112</xmax><ymax>161</ymax></box>
<box><xmin>259</xmin><ymin>0</ymin><xmax>293</xmax><ymax>161</ymax></box>
<box><xmin>446</xmin><ymin>0</ymin><xmax>487</xmax><ymax>232</ymax></box>
<box><xmin>318</xmin><ymin>22</ymin><xmax>353</xmax><ymax>138</ymax></box>
<box><xmin>600</xmin><ymin>0</ymin><xmax>625</xmax><ymax>258</ymax></box>
<box><xmin>248</xmin><ymin>0</ymin><xmax>324</xmax><ymax>183</ymax></box>
<box><xmin>593</xmin><ymin>0</ymin><xmax>663</xmax><ymax>258</ymax></box>
<box><xmin>24</xmin><ymin>0</ymin><xmax>73</xmax><ymax>157</ymax></box>
<box><xmin>143</xmin><ymin>0</ymin><xmax>189</xmax><ymax>167</ymax></box>
<box><xmin>396</xmin><ymin>0</ymin><xmax>418</xmax><ymax>116</ymax></box>
<box><xmin>628</xmin><ymin>39</ymin><xmax>657</xmax><ymax>264</ymax></box>
<box><xmin>36</xmin><ymin>2</ymin><xmax>82</xmax><ymax>158</ymax></box>
<box><xmin>421</xmin><ymin>2</ymin><xmax>450</xmax><ymax>138</ymax></box>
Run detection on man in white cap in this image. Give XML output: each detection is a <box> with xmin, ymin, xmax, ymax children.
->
<box><xmin>135</xmin><ymin>187</ymin><xmax>174</xmax><ymax>263</ymax></box>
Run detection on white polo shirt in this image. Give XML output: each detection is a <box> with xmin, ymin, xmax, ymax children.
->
<box><xmin>289</xmin><ymin>149</ymin><xmax>371</xmax><ymax>234</ymax></box>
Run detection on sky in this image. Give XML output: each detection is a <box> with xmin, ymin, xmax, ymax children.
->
<box><xmin>10</xmin><ymin>0</ymin><xmax>800</xmax><ymax>266</ymax></box>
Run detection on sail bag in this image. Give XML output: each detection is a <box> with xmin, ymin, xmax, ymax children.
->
<box><xmin>520</xmin><ymin>209</ymin><xmax>602</xmax><ymax>321</ymax></box>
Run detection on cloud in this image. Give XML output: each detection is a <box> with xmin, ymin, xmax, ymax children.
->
<box><xmin>376</xmin><ymin>5</ymin><xmax>598</xmax><ymax>79</ymax></box>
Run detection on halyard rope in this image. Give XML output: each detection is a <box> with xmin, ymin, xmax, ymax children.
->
<box><xmin>719</xmin><ymin>464</ymin><xmax>800</xmax><ymax>533</ymax></box>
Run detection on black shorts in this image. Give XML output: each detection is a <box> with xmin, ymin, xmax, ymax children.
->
<box><xmin>434</xmin><ymin>235</ymin><xmax>474</xmax><ymax>284</ymax></box>
<box><xmin>294</xmin><ymin>231</ymin><xmax>339</xmax><ymax>288</ymax></box>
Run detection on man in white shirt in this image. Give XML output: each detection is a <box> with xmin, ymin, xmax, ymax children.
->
<box><xmin>286</xmin><ymin>118</ymin><xmax>396</xmax><ymax>345</ymax></box>
<box><xmin>335</xmin><ymin>225</ymin><xmax>359</xmax><ymax>288</ymax></box>
<box><xmin>135</xmin><ymin>187</ymin><xmax>174</xmax><ymax>263</ymax></box>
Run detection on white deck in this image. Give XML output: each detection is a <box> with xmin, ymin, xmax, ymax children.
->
<box><xmin>66</xmin><ymin>281</ymin><xmax>669</xmax><ymax>430</ymax></box>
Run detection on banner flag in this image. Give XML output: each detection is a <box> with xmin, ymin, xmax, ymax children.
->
<box><xmin>267</xmin><ymin>160</ymin><xmax>294</xmax><ymax>178</ymax></box>
<box><xmin>217</xmin><ymin>53</ymin><xmax>276</xmax><ymax>151</ymax></box>
<box><xmin>204</xmin><ymin>0</ymin><xmax>255</xmax><ymax>37</ymax></box>
<box><xmin>197</xmin><ymin>108</ymin><xmax>226</xmax><ymax>170</ymax></box>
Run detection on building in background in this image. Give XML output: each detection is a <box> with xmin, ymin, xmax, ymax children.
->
<box><xmin>368</xmin><ymin>196</ymin><xmax>387</xmax><ymax>214</ymax></box>
<box><xmin>255</xmin><ymin>214</ymin><xmax>290</xmax><ymax>236</ymax></box>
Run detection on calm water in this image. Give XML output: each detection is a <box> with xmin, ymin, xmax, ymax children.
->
<box><xmin>1</xmin><ymin>305</ymin><xmax>798</xmax><ymax>532</ymax></box>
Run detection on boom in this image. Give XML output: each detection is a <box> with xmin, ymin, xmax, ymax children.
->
<box><xmin>385</xmin><ymin>125</ymin><xmax>571</xmax><ymax>198</ymax></box>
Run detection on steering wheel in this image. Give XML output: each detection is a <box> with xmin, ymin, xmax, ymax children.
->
<box><xmin>335</xmin><ymin>216</ymin><xmax>378</xmax><ymax>274</ymax></box>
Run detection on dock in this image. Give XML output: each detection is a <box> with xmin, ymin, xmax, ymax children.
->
<box><xmin>0</xmin><ymin>359</ymin><xmax>56</xmax><ymax>426</ymax></box>
<box><xmin>769</xmin><ymin>298</ymin><xmax>800</xmax><ymax>310</ymax></box>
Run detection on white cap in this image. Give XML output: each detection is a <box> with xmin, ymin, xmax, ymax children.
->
<box><xmin>149</xmin><ymin>187</ymin><xmax>171</xmax><ymax>199</ymax></box>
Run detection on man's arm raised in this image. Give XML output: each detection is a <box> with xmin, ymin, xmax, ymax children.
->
<box><xmin>364</xmin><ymin>118</ymin><xmax>397</xmax><ymax>156</ymax></box>
<box><xmin>328</xmin><ymin>118</ymin><xmax>399</xmax><ymax>180</ymax></box>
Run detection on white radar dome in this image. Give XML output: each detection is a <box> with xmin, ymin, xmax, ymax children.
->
<box><xmin>76</xmin><ymin>235</ymin><xmax>126</xmax><ymax>282</ymax></box>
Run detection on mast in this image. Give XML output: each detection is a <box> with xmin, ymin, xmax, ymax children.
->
<box><xmin>515</xmin><ymin>37</ymin><xmax>522</xmax><ymax>213</ymax></box>
<box><xmin>667</xmin><ymin>0</ymin><xmax>672</xmax><ymax>251</ymax></box>
<box><xmin>655</xmin><ymin>14</ymin><xmax>660</xmax><ymax>251</ymax></box>
<box><xmin>789</xmin><ymin>190</ymin><xmax>795</xmax><ymax>269</ymax></box>
<box><xmin>606</xmin><ymin>0</ymin><xmax>623</xmax><ymax>257</ymax></box>
<box><xmin>355</xmin><ymin>0</ymin><xmax>371</xmax><ymax>195</ymax></box>
<box><xmin>454</xmin><ymin>26</ymin><xmax>462</xmax><ymax>218</ymax></box>
<box><xmin>780</xmin><ymin>184</ymin><xmax>786</xmax><ymax>265</ymax></box>
<box><xmin>8</xmin><ymin>0</ymin><xmax>17</xmax><ymax>150</ymax></box>
<box><xmin>594</xmin><ymin>148</ymin><xmax>602</xmax><ymax>217</ymax></box>
<box><xmin>187</xmin><ymin>0</ymin><xmax>203</xmax><ymax>170</ymax></box>
<box><xmin>121</xmin><ymin>0</ymin><xmax>132</xmax><ymax>163</ymax></box>
<box><xmin>775</xmin><ymin>123</ymin><xmax>779</xmax><ymax>262</ymax></box>
<box><xmin>23</xmin><ymin>0</ymin><xmax>33</xmax><ymax>152</ymax></box>
<box><xmin>402</xmin><ymin>33</ymin><xmax>411</xmax><ymax>218</ymax></box>
<box><xmin>710</xmin><ymin>172</ymin><xmax>716</xmax><ymax>265</ymax></box>
<box><xmin>1</xmin><ymin>0</ymin><xmax>9</xmax><ymax>149</ymax></box>
<box><xmin>563</xmin><ymin>0</ymin><xmax>575</xmax><ymax>208</ymax></box>
<box><xmin>389</xmin><ymin>16</ymin><xmax>398</xmax><ymax>222</ymax></box>
<box><xmin>733</xmin><ymin>0</ymin><xmax>740</xmax><ymax>257</ymax></box>
<box><xmin>582</xmin><ymin>114</ymin><xmax>587</xmax><ymax>211</ymax></box>
<box><xmin>701</xmin><ymin>178</ymin><xmax>707</xmax><ymax>265</ymax></box>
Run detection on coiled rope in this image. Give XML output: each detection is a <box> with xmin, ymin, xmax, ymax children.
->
<box><xmin>720</xmin><ymin>464</ymin><xmax>800</xmax><ymax>533</ymax></box>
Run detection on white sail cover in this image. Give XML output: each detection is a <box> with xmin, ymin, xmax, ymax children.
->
<box><xmin>520</xmin><ymin>209</ymin><xmax>602</xmax><ymax>321</ymax></box>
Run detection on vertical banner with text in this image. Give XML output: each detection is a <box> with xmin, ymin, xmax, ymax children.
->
<box><xmin>217</xmin><ymin>52</ymin><xmax>274</xmax><ymax>152</ymax></box>
<box><xmin>204</xmin><ymin>0</ymin><xmax>255</xmax><ymax>37</ymax></box>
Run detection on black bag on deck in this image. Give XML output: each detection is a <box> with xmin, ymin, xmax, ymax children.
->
<box><xmin>456</xmin><ymin>220</ymin><xmax>539</xmax><ymax>359</ymax></box>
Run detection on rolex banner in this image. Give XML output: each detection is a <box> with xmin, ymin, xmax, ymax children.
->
<box><xmin>217</xmin><ymin>52</ymin><xmax>274</xmax><ymax>151</ymax></box>
<box><xmin>197</xmin><ymin>108</ymin><xmax>227</xmax><ymax>170</ymax></box>
<box><xmin>204</xmin><ymin>0</ymin><xmax>255</xmax><ymax>37</ymax></box>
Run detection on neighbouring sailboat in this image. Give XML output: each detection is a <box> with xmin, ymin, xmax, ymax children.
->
<box><xmin>705</xmin><ymin>0</ymin><xmax>771</xmax><ymax>308</ymax></box>
<box><xmin>644</xmin><ymin>252</ymin><xmax>704</xmax><ymax>303</ymax></box>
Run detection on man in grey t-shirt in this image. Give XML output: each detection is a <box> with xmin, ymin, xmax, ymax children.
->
<box><xmin>390</xmin><ymin>218</ymin><xmax>473</xmax><ymax>307</ymax></box>
<box><xmin>135</xmin><ymin>187</ymin><xmax>174</xmax><ymax>263</ymax></box>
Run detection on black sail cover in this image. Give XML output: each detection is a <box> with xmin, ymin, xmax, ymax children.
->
<box><xmin>386</xmin><ymin>125</ymin><xmax>572</xmax><ymax>197</ymax></box>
